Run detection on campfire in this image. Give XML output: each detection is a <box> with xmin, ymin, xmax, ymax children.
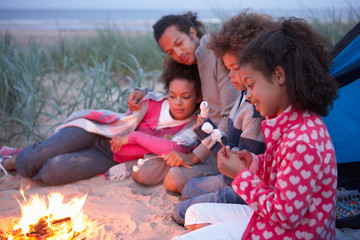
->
<box><xmin>6</xmin><ymin>189</ymin><xmax>88</xmax><ymax>240</ymax></box>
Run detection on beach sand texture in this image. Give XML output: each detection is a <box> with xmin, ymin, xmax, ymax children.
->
<box><xmin>0</xmin><ymin>173</ymin><xmax>187</xmax><ymax>239</ymax></box>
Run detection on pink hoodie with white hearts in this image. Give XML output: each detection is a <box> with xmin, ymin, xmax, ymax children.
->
<box><xmin>232</xmin><ymin>106</ymin><xmax>337</xmax><ymax>240</ymax></box>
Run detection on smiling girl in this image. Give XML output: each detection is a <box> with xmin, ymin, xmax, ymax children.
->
<box><xmin>174</xmin><ymin>17</ymin><xmax>338</xmax><ymax>240</ymax></box>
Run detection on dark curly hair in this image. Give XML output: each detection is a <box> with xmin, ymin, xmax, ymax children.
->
<box><xmin>161</xmin><ymin>58</ymin><xmax>202</xmax><ymax>101</ymax></box>
<box><xmin>153</xmin><ymin>12</ymin><xmax>204</xmax><ymax>43</ymax></box>
<box><xmin>207</xmin><ymin>9</ymin><xmax>275</xmax><ymax>58</ymax></box>
<box><xmin>239</xmin><ymin>17</ymin><xmax>338</xmax><ymax>117</ymax></box>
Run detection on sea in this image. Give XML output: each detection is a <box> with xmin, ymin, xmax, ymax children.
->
<box><xmin>0</xmin><ymin>8</ymin><xmax>352</xmax><ymax>32</ymax></box>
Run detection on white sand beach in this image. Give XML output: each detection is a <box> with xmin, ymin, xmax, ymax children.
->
<box><xmin>0</xmin><ymin>173</ymin><xmax>187</xmax><ymax>239</ymax></box>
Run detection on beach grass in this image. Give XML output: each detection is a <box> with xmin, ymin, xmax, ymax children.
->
<box><xmin>0</xmin><ymin>6</ymin><xmax>359</xmax><ymax>147</ymax></box>
<box><xmin>0</xmin><ymin>30</ymin><xmax>164</xmax><ymax>146</ymax></box>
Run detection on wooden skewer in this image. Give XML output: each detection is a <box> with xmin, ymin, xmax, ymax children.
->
<box><xmin>143</xmin><ymin>155</ymin><xmax>192</xmax><ymax>169</ymax></box>
<box><xmin>218</xmin><ymin>141</ymin><xmax>226</xmax><ymax>149</ymax></box>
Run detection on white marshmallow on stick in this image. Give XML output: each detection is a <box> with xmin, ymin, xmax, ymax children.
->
<box><xmin>137</xmin><ymin>158</ymin><xmax>145</xmax><ymax>166</ymax></box>
<box><xmin>212</xmin><ymin>129</ymin><xmax>226</xmax><ymax>149</ymax></box>
<box><xmin>201</xmin><ymin>122</ymin><xmax>214</xmax><ymax>134</ymax></box>
<box><xmin>200</xmin><ymin>101</ymin><xmax>209</xmax><ymax>118</ymax></box>
<box><xmin>134</xmin><ymin>155</ymin><xmax>193</xmax><ymax>170</ymax></box>
<box><xmin>132</xmin><ymin>165</ymin><xmax>140</xmax><ymax>172</ymax></box>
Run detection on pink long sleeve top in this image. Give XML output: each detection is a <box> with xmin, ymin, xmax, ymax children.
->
<box><xmin>113</xmin><ymin>99</ymin><xmax>193</xmax><ymax>163</ymax></box>
<box><xmin>232</xmin><ymin>106</ymin><xmax>337</xmax><ymax>240</ymax></box>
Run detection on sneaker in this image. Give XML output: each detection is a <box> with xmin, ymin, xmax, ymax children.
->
<box><xmin>0</xmin><ymin>156</ymin><xmax>11</xmax><ymax>176</ymax></box>
<box><xmin>106</xmin><ymin>163</ymin><xmax>131</xmax><ymax>181</ymax></box>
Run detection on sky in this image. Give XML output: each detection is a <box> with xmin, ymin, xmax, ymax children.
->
<box><xmin>0</xmin><ymin>0</ymin><xmax>356</xmax><ymax>10</ymax></box>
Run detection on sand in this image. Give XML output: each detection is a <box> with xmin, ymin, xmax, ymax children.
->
<box><xmin>0</xmin><ymin>173</ymin><xmax>187</xmax><ymax>239</ymax></box>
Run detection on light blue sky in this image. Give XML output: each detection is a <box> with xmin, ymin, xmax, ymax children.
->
<box><xmin>0</xmin><ymin>0</ymin><xmax>355</xmax><ymax>10</ymax></box>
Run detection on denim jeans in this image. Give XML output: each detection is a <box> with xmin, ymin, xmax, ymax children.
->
<box><xmin>182</xmin><ymin>174</ymin><xmax>229</xmax><ymax>200</ymax></box>
<box><xmin>173</xmin><ymin>174</ymin><xmax>246</xmax><ymax>225</ymax></box>
<box><xmin>16</xmin><ymin>127</ymin><xmax>117</xmax><ymax>185</ymax></box>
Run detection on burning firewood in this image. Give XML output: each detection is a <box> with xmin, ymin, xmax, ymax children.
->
<box><xmin>5</xmin><ymin>192</ymin><xmax>88</xmax><ymax>239</ymax></box>
<box><xmin>9</xmin><ymin>216</ymin><xmax>78</xmax><ymax>239</ymax></box>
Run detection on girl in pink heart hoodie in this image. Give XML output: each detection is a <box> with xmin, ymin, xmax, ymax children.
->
<box><xmin>173</xmin><ymin>18</ymin><xmax>338</xmax><ymax>240</ymax></box>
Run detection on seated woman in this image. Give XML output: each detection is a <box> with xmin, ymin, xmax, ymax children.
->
<box><xmin>0</xmin><ymin>59</ymin><xmax>202</xmax><ymax>185</ymax></box>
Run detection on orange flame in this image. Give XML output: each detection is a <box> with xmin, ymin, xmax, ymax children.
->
<box><xmin>8</xmin><ymin>190</ymin><xmax>87</xmax><ymax>240</ymax></box>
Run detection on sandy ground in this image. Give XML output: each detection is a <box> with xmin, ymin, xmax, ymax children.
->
<box><xmin>0</xmin><ymin>173</ymin><xmax>187</xmax><ymax>239</ymax></box>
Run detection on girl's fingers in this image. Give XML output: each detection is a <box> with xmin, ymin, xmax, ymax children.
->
<box><xmin>236</xmin><ymin>149</ymin><xmax>249</xmax><ymax>159</ymax></box>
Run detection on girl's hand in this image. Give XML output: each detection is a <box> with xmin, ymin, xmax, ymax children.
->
<box><xmin>230</xmin><ymin>149</ymin><xmax>253</xmax><ymax>169</ymax></box>
<box><xmin>217</xmin><ymin>146</ymin><xmax>252</xmax><ymax>179</ymax></box>
<box><xmin>163</xmin><ymin>151</ymin><xmax>192</xmax><ymax>167</ymax></box>
<box><xmin>110</xmin><ymin>135</ymin><xmax>129</xmax><ymax>153</ymax></box>
<box><xmin>127</xmin><ymin>89</ymin><xmax>145</xmax><ymax>112</ymax></box>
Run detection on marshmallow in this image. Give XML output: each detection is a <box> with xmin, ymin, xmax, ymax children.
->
<box><xmin>137</xmin><ymin>158</ymin><xmax>145</xmax><ymax>166</ymax></box>
<box><xmin>132</xmin><ymin>165</ymin><xmax>140</xmax><ymax>172</ymax></box>
<box><xmin>212</xmin><ymin>129</ymin><xmax>223</xmax><ymax>142</ymax></box>
<box><xmin>200</xmin><ymin>101</ymin><xmax>209</xmax><ymax>118</ymax></box>
<box><xmin>202</xmin><ymin>122</ymin><xmax>214</xmax><ymax>134</ymax></box>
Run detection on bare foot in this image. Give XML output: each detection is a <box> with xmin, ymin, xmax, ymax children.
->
<box><xmin>2</xmin><ymin>155</ymin><xmax>16</xmax><ymax>171</ymax></box>
<box><xmin>186</xmin><ymin>223</ymin><xmax>211</xmax><ymax>231</ymax></box>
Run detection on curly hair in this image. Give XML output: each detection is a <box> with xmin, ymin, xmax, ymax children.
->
<box><xmin>161</xmin><ymin>58</ymin><xmax>202</xmax><ymax>100</ymax></box>
<box><xmin>239</xmin><ymin>17</ymin><xmax>338</xmax><ymax>117</ymax></box>
<box><xmin>153</xmin><ymin>12</ymin><xmax>204</xmax><ymax>43</ymax></box>
<box><xmin>207</xmin><ymin>9</ymin><xmax>275</xmax><ymax>58</ymax></box>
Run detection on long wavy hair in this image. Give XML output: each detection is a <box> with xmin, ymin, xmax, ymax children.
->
<box><xmin>239</xmin><ymin>18</ymin><xmax>338</xmax><ymax>116</ymax></box>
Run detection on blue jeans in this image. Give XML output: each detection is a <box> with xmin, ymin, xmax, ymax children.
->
<box><xmin>173</xmin><ymin>186</ymin><xmax>246</xmax><ymax>225</ymax></box>
<box><xmin>182</xmin><ymin>174</ymin><xmax>229</xmax><ymax>200</ymax></box>
<box><xmin>16</xmin><ymin>127</ymin><xmax>117</xmax><ymax>185</ymax></box>
<box><xmin>173</xmin><ymin>174</ymin><xmax>246</xmax><ymax>225</ymax></box>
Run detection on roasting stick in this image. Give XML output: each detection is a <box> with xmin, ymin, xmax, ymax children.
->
<box><xmin>137</xmin><ymin>155</ymin><xmax>192</xmax><ymax>169</ymax></box>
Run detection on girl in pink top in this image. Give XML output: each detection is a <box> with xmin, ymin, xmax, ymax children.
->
<box><xmin>107</xmin><ymin>59</ymin><xmax>202</xmax><ymax>180</ymax></box>
<box><xmin>174</xmin><ymin>18</ymin><xmax>338</xmax><ymax>240</ymax></box>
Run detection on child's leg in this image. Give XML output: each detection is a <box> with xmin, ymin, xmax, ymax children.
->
<box><xmin>132</xmin><ymin>157</ymin><xmax>170</xmax><ymax>185</ymax></box>
<box><xmin>173</xmin><ymin>203</ymin><xmax>253</xmax><ymax>240</ymax></box>
<box><xmin>166</xmin><ymin>156</ymin><xmax>219</xmax><ymax>193</ymax></box>
<box><xmin>173</xmin><ymin>186</ymin><xmax>246</xmax><ymax>225</ymax></box>
<box><xmin>33</xmin><ymin>146</ymin><xmax>116</xmax><ymax>185</ymax></box>
<box><xmin>182</xmin><ymin>174</ymin><xmax>228</xmax><ymax>200</ymax></box>
<box><xmin>15</xmin><ymin>127</ymin><xmax>104</xmax><ymax>178</ymax></box>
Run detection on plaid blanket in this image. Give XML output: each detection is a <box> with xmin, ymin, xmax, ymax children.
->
<box><xmin>0</xmin><ymin>146</ymin><xmax>22</xmax><ymax>157</ymax></box>
<box><xmin>57</xmin><ymin>92</ymin><xmax>166</xmax><ymax>139</ymax></box>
